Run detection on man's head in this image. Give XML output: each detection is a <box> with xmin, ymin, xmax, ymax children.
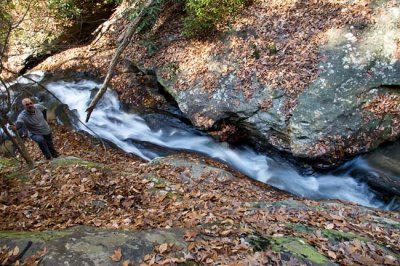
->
<box><xmin>22</xmin><ymin>98</ymin><xmax>35</xmax><ymax>112</ymax></box>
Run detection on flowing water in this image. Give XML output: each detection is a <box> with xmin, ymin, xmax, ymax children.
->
<box><xmin>6</xmin><ymin>73</ymin><xmax>399</xmax><ymax>210</ymax></box>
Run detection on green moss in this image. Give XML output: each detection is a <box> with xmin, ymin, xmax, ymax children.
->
<box><xmin>52</xmin><ymin>157</ymin><xmax>105</xmax><ymax>170</ymax></box>
<box><xmin>322</xmin><ymin>229</ymin><xmax>367</xmax><ymax>242</ymax></box>
<box><xmin>285</xmin><ymin>223</ymin><xmax>315</xmax><ymax>234</ymax></box>
<box><xmin>166</xmin><ymin>191</ymin><xmax>182</xmax><ymax>200</ymax></box>
<box><xmin>271</xmin><ymin>237</ymin><xmax>330</xmax><ymax>265</ymax></box>
<box><xmin>285</xmin><ymin>222</ymin><xmax>368</xmax><ymax>242</ymax></box>
<box><xmin>143</xmin><ymin>173</ymin><xmax>169</xmax><ymax>187</ymax></box>
<box><xmin>0</xmin><ymin>230</ymin><xmax>72</xmax><ymax>242</ymax></box>
<box><xmin>0</xmin><ymin>157</ymin><xmax>18</xmax><ymax>169</ymax></box>
<box><xmin>5</xmin><ymin>172</ymin><xmax>29</xmax><ymax>182</ymax></box>
<box><xmin>249</xmin><ymin>234</ymin><xmax>271</xmax><ymax>252</ymax></box>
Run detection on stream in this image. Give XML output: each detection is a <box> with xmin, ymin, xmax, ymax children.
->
<box><xmin>6</xmin><ymin>73</ymin><xmax>400</xmax><ymax>210</ymax></box>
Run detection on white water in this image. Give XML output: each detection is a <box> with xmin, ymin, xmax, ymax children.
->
<box><xmin>44</xmin><ymin>79</ymin><xmax>390</xmax><ymax>209</ymax></box>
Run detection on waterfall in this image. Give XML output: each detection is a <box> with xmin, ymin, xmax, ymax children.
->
<box><xmin>40</xmin><ymin>78</ymin><xmax>395</xmax><ymax>210</ymax></box>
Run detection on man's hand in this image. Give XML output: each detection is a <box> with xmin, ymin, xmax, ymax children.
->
<box><xmin>10</xmin><ymin>124</ymin><xmax>17</xmax><ymax>131</ymax></box>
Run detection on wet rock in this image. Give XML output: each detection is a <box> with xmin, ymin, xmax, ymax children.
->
<box><xmin>333</xmin><ymin>141</ymin><xmax>400</xmax><ymax>197</ymax></box>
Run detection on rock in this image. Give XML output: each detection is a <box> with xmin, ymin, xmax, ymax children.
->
<box><xmin>151</xmin><ymin>154</ymin><xmax>236</xmax><ymax>185</ymax></box>
<box><xmin>344</xmin><ymin>141</ymin><xmax>400</xmax><ymax>196</ymax></box>
<box><xmin>146</xmin><ymin>3</ymin><xmax>400</xmax><ymax>165</ymax></box>
<box><xmin>289</xmin><ymin>10</ymin><xmax>400</xmax><ymax>160</ymax></box>
<box><xmin>0</xmin><ymin>226</ymin><xmax>187</xmax><ymax>265</ymax></box>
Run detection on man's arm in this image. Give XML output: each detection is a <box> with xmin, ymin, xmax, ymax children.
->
<box><xmin>42</xmin><ymin>109</ymin><xmax>47</xmax><ymax>121</ymax></box>
<box><xmin>36</xmin><ymin>104</ymin><xmax>47</xmax><ymax>121</ymax></box>
<box><xmin>12</xmin><ymin>114</ymin><xmax>24</xmax><ymax>131</ymax></box>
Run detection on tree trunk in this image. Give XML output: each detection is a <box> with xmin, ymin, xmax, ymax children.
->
<box><xmin>1</xmin><ymin>124</ymin><xmax>34</xmax><ymax>169</ymax></box>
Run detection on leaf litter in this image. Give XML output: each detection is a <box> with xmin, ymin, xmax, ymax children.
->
<box><xmin>0</xmin><ymin>123</ymin><xmax>399</xmax><ymax>265</ymax></box>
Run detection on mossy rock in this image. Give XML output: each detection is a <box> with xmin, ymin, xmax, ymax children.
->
<box><xmin>285</xmin><ymin>223</ymin><xmax>368</xmax><ymax>242</ymax></box>
<box><xmin>4</xmin><ymin>171</ymin><xmax>29</xmax><ymax>182</ymax></box>
<box><xmin>0</xmin><ymin>157</ymin><xmax>28</xmax><ymax>182</ymax></box>
<box><xmin>248</xmin><ymin>234</ymin><xmax>271</xmax><ymax>252</ymax></box>
<box><xmin>0</xmin><ymin>230</ymin><xmax>72</xmax><ymax>242</ymax></box>
<box><xmin>51</xmin><ymin>156</ymin><xmax>105</xmax><ymax>170</ymax></box>
<box><xmin>143</xmin><ymin>173</ymin><xmax>170</xmax><ymax>187</ymax></box>
<box><xmin>322</xmin><ymin>229</ymin><xmax>368</xmax><ymax>242</ymax></box>
<box><xmin>271</xmin><ymin>236</ymin><xmax>335</xmax><ymax>266</ymax></box>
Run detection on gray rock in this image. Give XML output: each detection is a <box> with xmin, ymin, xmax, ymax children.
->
<box><xmin>290</xmin><ymin>9</ymin><xmax>400</xmax><ymax>159</ymax></box>
<box><xmin>0</xmin><ymin>226</ymin><xmax>187</xmax><ymax>265</ymax></box>
<box><xmin>151</xmin><ymin>155</ymin><xmax>236</xmax><ymax>184</ymax></box>
<box><xmin>152</xmin><ymin>4</ymin><xmax>400</xmax><ymax>165</ymax></box>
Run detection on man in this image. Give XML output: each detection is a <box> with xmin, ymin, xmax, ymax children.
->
<box><xmin>13</xmin><ymin>98</ymin><xmax>59</xmax><ymax>160</ymax></box>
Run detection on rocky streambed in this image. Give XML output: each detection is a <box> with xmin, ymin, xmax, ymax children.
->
<box><xmin>2</xmin><ymin>72</ymin><xmax>400</xmax><ymax>210</ymax></box>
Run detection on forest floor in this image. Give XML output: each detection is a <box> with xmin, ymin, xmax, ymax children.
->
<box><xmin>0</xmin><ymin>124</ymin><xmax>399</xmax><ymax>265</ymax></box>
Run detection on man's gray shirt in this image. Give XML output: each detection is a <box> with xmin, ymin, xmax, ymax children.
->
<box><xmin>16</xmin><ymin>104</ymin><xmax>51</xmax><ymax>135</ymax></box>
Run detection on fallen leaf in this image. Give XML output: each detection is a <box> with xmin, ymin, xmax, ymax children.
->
<box><xmin>122</xmin><ymin>260</ymin><xmax>130</xmax><ymax>266</ymax></box>
<box><xmin>325</xmin><ymin>223</ymin><xmax>334</xmax><ymax>230</ymax></box>
<box><xmin>110</xmin><ymin>248</ymin><xmax>122</xmax><ymax>262</ymax></box>
<box><xmin>220</xmin><ymin>230</ymin><xmax>232</xmax><ymax>236</ymax></box>
<box><xmin>12</xmin><ymin>246</ymin><xmax>19</xmax><ymax>256</ymax></box>
<box><xmin>159</xmin><ymin>243</ymin><xmax>169</xmax><ymax>254</ymax></box>
<box><xmin>184</xmin><ymin>231</ymin><xmax>197</xmax><ymax>241</ymax></box>
<box><xmin>327</xmin><ymin>250</ymin><xmax>337</xmax><ymax>259</ymax></box>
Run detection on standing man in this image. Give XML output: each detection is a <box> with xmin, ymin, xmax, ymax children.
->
<box><xmin>13</xmin><ymin>98</ymin><xmax>59</xmax><ymax>160</ymax></box>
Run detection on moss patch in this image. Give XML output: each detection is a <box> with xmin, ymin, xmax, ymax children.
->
<box><xmin>249</xmin><ymin>234</ymin><xmax>271</xmax><ymax>252</ymax></box>
<box><xmin>0</xmin><ymin>230</ymin><xmax>72</xmax><ymax>242</ymax></box>
<box><xmin>0</xmin><ymin>157</ymin><xmax>18</xmax><ymax>169</ymax></box>
<box><xmin>322</xmin><ymin>229</ymin><xmax>367</xmax><ymax>242</ymax></box>
<box><xmin>4</xmin><ymin>171</ymin><xmax>29</xmax><ymax>182</ymax></box>
<box><xmin>52</xmin><ymin>157</ymin><xmax>105</xmax><ymax>170</ymax></box>
<box><xmin>143</xmin><ymin>173</ymin><xmax>169</xmax><ymax>188</ymax></box>
<box><xmin>285</xmin><ymin>223</ymin><xmax>368</xmax><ymax>242</ymax></box>
<box><xmin>271</xmin><ymin>237</ymin><xmax>330</xmax><ymax>265</ymax></box>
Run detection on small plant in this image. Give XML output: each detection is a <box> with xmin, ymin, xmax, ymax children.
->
<box><xmin>183</xmin><ymin>0</ymin><xmax>250</xmax><ymax>37</ymax></box>
<box><xmin>125</xmin><ymin>0</ymin><xmax>167</xmax><ymax>34</ymax></box>
<box><xmin>166</xmin><ymin>61</ymin><xmax>180</xmax><ymax>75</ymax></box>
<box><xmin>267</xmin><ymin>42</ymin><xmax>278</xmax><ymax>55</ymax></box>
<box><xmin>250</xmin><ymin>42</ymin><xmax>260</xmax><ymax>59</ymax></box>
<box><xmin>141</xmin><ymin>37</ymin><xmax>157</xmax><ymax>55</ymax></box>
<box><xmin>48</xmin><ymin>0</ymin><xmax>82</xmax><ymax>19</ymax></box>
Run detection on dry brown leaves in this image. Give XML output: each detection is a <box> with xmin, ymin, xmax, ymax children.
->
<box><xmin>127</xmin><ymin>0</ymin><xmax>375</xmax><ymax>112</ymax></box>
<box><xmin>0</xmin><ymin>245</ymin><xmax>46</xmax><ymax>266</ymax></box>
<box><xmin>34</xmin><ymin>0</ymin><xmax>381</xmax><ymax>119</ymax></box>
<box><xmin>363</xmin><ymin>94</ymin><xmax>400</xmax><ymax>116</ymax></box>
<box><xmin>1</xmin><ymin>123</ymin><xmax>399</xmax><ymax>264</ymax></box>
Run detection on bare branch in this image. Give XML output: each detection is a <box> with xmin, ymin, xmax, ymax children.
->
<box><xmin>0</xmin><ymin>77</ymin><xmax>11</xmax><ymax>113</ymax></box>
<box><xmin>85</xmin><ymin>0</ymin><xmax>153</xmax><ymax>123</ymax></box>
<box><xmin>1</xmin><ymin>124</ymin><xmax>34</xmax><ymax>169</ymax></box>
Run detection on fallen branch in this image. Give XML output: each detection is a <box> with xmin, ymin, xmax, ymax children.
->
<box><xmin>85</xmin><ymin>0</ymin><xmax>153</xmax><ymax>123</ymax></box>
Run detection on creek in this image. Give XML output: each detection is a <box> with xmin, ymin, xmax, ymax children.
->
<box><xmin>6</xmin><ymin>73</ymin><xmax>400</xmax><ymax>210</ymax></box>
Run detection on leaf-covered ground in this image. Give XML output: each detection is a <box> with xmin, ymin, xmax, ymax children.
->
<box><xmin>1</xmin><ymin>124</ymin><xmax>399</xmax><ymax>265</ymax></box>
<box><xmin>33</xmin><ymin>0</ymin><xmax>400</xmax><ymax>116</ymax></box>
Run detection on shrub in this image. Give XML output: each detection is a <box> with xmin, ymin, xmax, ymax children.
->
<box><xmin>183</xmin><ymin>0</ymin><xmax>249</xmax><ymax>37</ymax></box>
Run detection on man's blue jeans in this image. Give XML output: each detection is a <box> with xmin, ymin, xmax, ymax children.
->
<box><xmin>31</xmin><ymin>133</ymin><xmax>59</xmax><ymax>159</ymax></box>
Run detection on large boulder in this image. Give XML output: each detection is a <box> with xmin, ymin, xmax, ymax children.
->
<box><xmin>142</xmin><ymin>2</ymin><xmax>400</xmax><ymax>165</ymax></box>
<box><xmin>289</xmin><ymin>8</ymin><xmax>400</xmax><ymax>162</ymax></box>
